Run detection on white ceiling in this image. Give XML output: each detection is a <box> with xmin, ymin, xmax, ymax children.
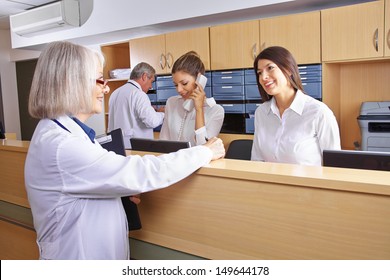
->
<box><xmin>0</xmin><ymin>0</ymin><xmax>54</xmax><ymax>29</ymax></box>
<box><xmin>0</xmin><ymin>0</ymin><xmax>374</xmax><ymax>32</ymax></box>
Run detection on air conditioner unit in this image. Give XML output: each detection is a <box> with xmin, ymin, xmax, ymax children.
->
<box><xmin>10</xmin><ymin>0</ymin><xmax>80</xmax><ymax>37</ymax></box>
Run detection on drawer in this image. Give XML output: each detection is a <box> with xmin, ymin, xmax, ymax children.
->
<box><xmin>245</xmin><ymin>103</ymin><xmax>261</xmax><ymax>114</ymax></box>
<box><xmin>214</xmin><ymin>95</ymin><xmax>244</xmax><ymax>101</ymax></box>
<box><xmin>302</xmin><ymin>81</ymin><xmax>322</xmax><ymax>99</ymax></box>
<box><xmin>205</xmin><ymin>86</ymin><xmax>212</xmax><ymax>98</ymax></box>
<box><xmin>212</xmin><ymin>75</ymin><xmax>244</xmax><ymax>85</ymax></box>
<box><xmin>220</xmin><ymin>103</ymin><xmax>245</xmax><ymax>114</ymax></box>
<box><xmin>245</xmin><ymin>118</ymin><xmax>255</xmax><ymax>134</ymax></box>
<box><xmin>156</xmin><ymin>88</ymin><xmax>177</xmax><ymax>102</ymax></box>
<box><xmin>212</xmin><ymin>70</ymin><xmax>245</xmax><ymax>77</ymax></box>
<box><xmin>298</xmin><ymin>64</ymin><xmax>322</xmax><ymax>72</ymax></box>
<box><xmin>213</xmin><ymin>85</ymin><xmax>244</xmax><ymax>95</ymax></box>
<box><xmin>244</xmin><ymin>69</ymin><xmax>257</xmax><ymax>84</ymax></box>
<box><xmin>300</xmin><ymin>76</ymin><xmax>321</xmax><ymax>82</ymax></box>
<box><xmin>204</xmin><ymin>72</ymin><xmax>212</xmax><ymax>87</ymax></box>
<box><xmin>156</xmin><ymin>75</ymin><xmax>174</xmax><ymax>88</ymax></box>
<box><xmin>213</xmin><ymin>85</ymin><xmax>244</xmax><ymax>101</ymax></box>
<box><xmin>245</xmin><ymin>85</ymin><xmax>261</xmax><ymax>100</ymax></box>
<box><xmin>299</xmin><ymin>71</ymin><xmax>322</xmax><ymax>78</ymax></box>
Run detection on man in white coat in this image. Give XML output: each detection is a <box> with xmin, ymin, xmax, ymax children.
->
<box><xmin>108</xmin><ymin>62</ymin><xmax>164</xmax><ymax>148</ymax></box>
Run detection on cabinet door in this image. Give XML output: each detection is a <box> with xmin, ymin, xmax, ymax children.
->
<box><xmin>165</xmin><ymin>27</ymin><xmax>210</xmax><ymax>71</ymax></box>
<box><xmin>385</xmin><ymin>0</ymin><xmax>390</xmax><ymax>57</ymax></box>
<box><xmin>322</xmin><ymin>1</ymin><xmax>384</xmax><ymax>61</ymax></box>
<box><xmin>130</xmin><ymin>34</ymin><xmax>166</xmax><ymax>75</ymax></box>
<box><xmin>210</xmin><ymin>20</ymin><xmax>260</xmax><ymax>70</ymax></box>
<box><xmin>260</xmin><ymin>11</ymin><xmax>320</xmax><ymax>64</ymax></box>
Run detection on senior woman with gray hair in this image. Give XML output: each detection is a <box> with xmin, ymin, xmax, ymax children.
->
<box><xmin>25</xmin><ymin>41</ymin><xmax>225</xmax><ymax>260</ymax></box>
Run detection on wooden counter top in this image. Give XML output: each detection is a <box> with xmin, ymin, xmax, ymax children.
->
<box><xmin>0</xmin><ymin>139</ymin><xmax>30</xmax><ymax>151</ymax></box>
<box><xmin>203</xmin><ymin>158</ymin><xmax>390</xmax><ymax>195</ymax></box>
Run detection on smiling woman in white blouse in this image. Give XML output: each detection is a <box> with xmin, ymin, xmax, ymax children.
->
<box><xmin>251</xmin><ymin>46</ymin><xmax>341</xmax><ymax>166</ymax></box>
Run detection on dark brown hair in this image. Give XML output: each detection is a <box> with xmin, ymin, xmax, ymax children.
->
<box><xmin>253</xmin><ymin>46</ymin><xmax>304</xmax><ymax>101</ymax></box>
<box><xmin>171</xmin><ymin>51</ymin><xmax>205</xmax><ymax>78</ymax></box>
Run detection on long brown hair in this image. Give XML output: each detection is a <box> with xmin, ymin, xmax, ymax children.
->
<box><xmin>253</xmin><ymin>46</ymin><xmax>304</xmax><ymax>101</ymax></box>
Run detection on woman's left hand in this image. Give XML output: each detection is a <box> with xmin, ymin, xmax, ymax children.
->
<box><xmin>129</xmin><ymin>195</ymin><xmax>141</xmax><ymax>205</ymax></box>
<box><xmin>192</xmin><ymin>83</ymin><xmax>206</xmax><ymax>110</ymax></box>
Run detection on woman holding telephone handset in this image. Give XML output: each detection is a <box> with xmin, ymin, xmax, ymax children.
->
<box><xmin>159</xmin><ymin>51</ymin><xmax>225</xmax><ymax>146</ymax></box>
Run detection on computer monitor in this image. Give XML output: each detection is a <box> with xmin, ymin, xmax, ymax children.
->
<box><xmin>130</xmin><ymin>137</ymin><xmax>191</xmax><ymax>153</ymax></box>
<box><xmin>323</xmin><ymin>149</ymin><xmax>390</xmax><ymax>171</ymax></box>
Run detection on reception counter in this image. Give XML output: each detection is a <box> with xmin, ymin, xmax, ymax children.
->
<box><xmin>1</xmin><ymin>137</ymin><xmax>390</xmax><ymax>259</ymax></box>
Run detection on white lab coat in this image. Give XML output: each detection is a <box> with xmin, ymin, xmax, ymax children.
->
<box><xmin>108</xmin><ymin>81</ymin><xmax>164</xmax><ymax>149</ymax></box>
<box><xmin>24</xmin><ymin>115</ymin><xmax>212</xmax><ymax>259</ymax></box>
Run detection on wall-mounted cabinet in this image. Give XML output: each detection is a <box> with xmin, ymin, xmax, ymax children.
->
<box><xmin>210</xmin><ymin>20</ymin><xmax>260</xmax><ymax>70</ymax></box>
<box><xmin>385</xmin><ymin>0</ymin><xmax>390</xmax><ymax>57</ymax></box>
<box><xmin>260</xmin><ymin>11</ymin><xmax>321</xmax><ymax>64</ymax></box>
<box><xmin>130</xmin><ymin>27</ymin><xmax>210</xmax><ymax>75</ymax></box>
<box><xmin>321</xmin><ymin>0</ymin><xmax>387</xmax><ymax>61</ymax></box>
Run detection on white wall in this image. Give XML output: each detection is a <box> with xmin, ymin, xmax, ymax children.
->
<box><xmin>0</xmin><ymin>30</ymin><xmax>22</xmax><ymax>138</ymax></box>
<box><xmin>0</xmin><ymin>32</ymin><xmax>106</xmax><ymax>138</ymax></box>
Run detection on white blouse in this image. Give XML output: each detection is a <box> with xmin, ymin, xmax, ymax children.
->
<box><xmin>24</xmin><ymin>115</ymin><xmax>213</xmax><ymax>259</ymax></box>
<box><xmin>159</xmin><ymin>95</ymin><xmax>225</xmax><ymax>146</ymax></box>
<box><xmin>251</xmin><ymin>90</ymin><xmax>341</xmax><ymax>166</ymax></box>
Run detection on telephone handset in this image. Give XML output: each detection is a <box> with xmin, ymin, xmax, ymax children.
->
<box><xmin>196</xmin><ymin>74</ymin><xmax>207</xmax><ymax>89</ymax></box>
<box><xmin>183</xmin><ymin>74</ymin><xmax>208</xmax><ymax>111</ymax></box>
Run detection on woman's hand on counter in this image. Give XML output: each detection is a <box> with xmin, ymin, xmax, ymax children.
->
<box><xmin>204</xmin><ymin>137</ymin><xmax>225</xmax><ymax>160</ymax></box>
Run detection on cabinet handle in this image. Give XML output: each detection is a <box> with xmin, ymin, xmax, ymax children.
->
<box><xmin>387</xmin><ymin>29</ymin><xmax>390</xmax><ymax>50</ymax></box>
<box><xmin>252</xmin><ymin>43</ymin><xmax>257</xmax><ymax>60</ymax></box>
<box><xmin>159</xmin><ymin>53</ymin><xmax>167</xmax><ymax>70</ymax></box>
<box><xmin>166</xmin><ymin>52</ymin><xmax>174</xmax><ymax>69</ymax></box>
<box><xmin>373</xmin><ymin>28</ymin><xmax>379</xmax><ymax>52</ymax></box>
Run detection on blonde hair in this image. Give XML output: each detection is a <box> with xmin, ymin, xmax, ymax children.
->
<box><xmin>28</xmin><ymin>41</ymin><xmax>104</xmax><ymax>119</ymax></box>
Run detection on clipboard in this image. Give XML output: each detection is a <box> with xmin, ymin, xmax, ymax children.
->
<box><xmin>97</xmin><ymin>128</ymin><xmax>142</xmax><ymax>231</ymax></box>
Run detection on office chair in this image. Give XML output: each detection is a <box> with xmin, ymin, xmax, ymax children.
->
<box><xmin>225</xmin><ymin>139</ymin><xmax>253</xmax><ymax>160</ymax></box>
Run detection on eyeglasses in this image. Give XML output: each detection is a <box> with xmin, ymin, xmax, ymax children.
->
<box><xmin>96</xmin><ymin>79</ymin><xmax>108</xmax><ymax>87</ymax></box>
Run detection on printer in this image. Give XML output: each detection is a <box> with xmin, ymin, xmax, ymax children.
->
<box><xmin>357</xmin><ymin>101</ymin><xmax>390</xmax><ymax>152</ymax></box>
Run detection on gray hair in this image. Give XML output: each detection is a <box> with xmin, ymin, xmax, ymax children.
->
<box><xmin>28</xmin><ymin>41</ymin><xmax>104</xmax><ymax>119</ymax></box>
<box><xmin>130</xmin><ymin>62</ymin><xmax>155</xmax><ymax>80</ymax></box>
